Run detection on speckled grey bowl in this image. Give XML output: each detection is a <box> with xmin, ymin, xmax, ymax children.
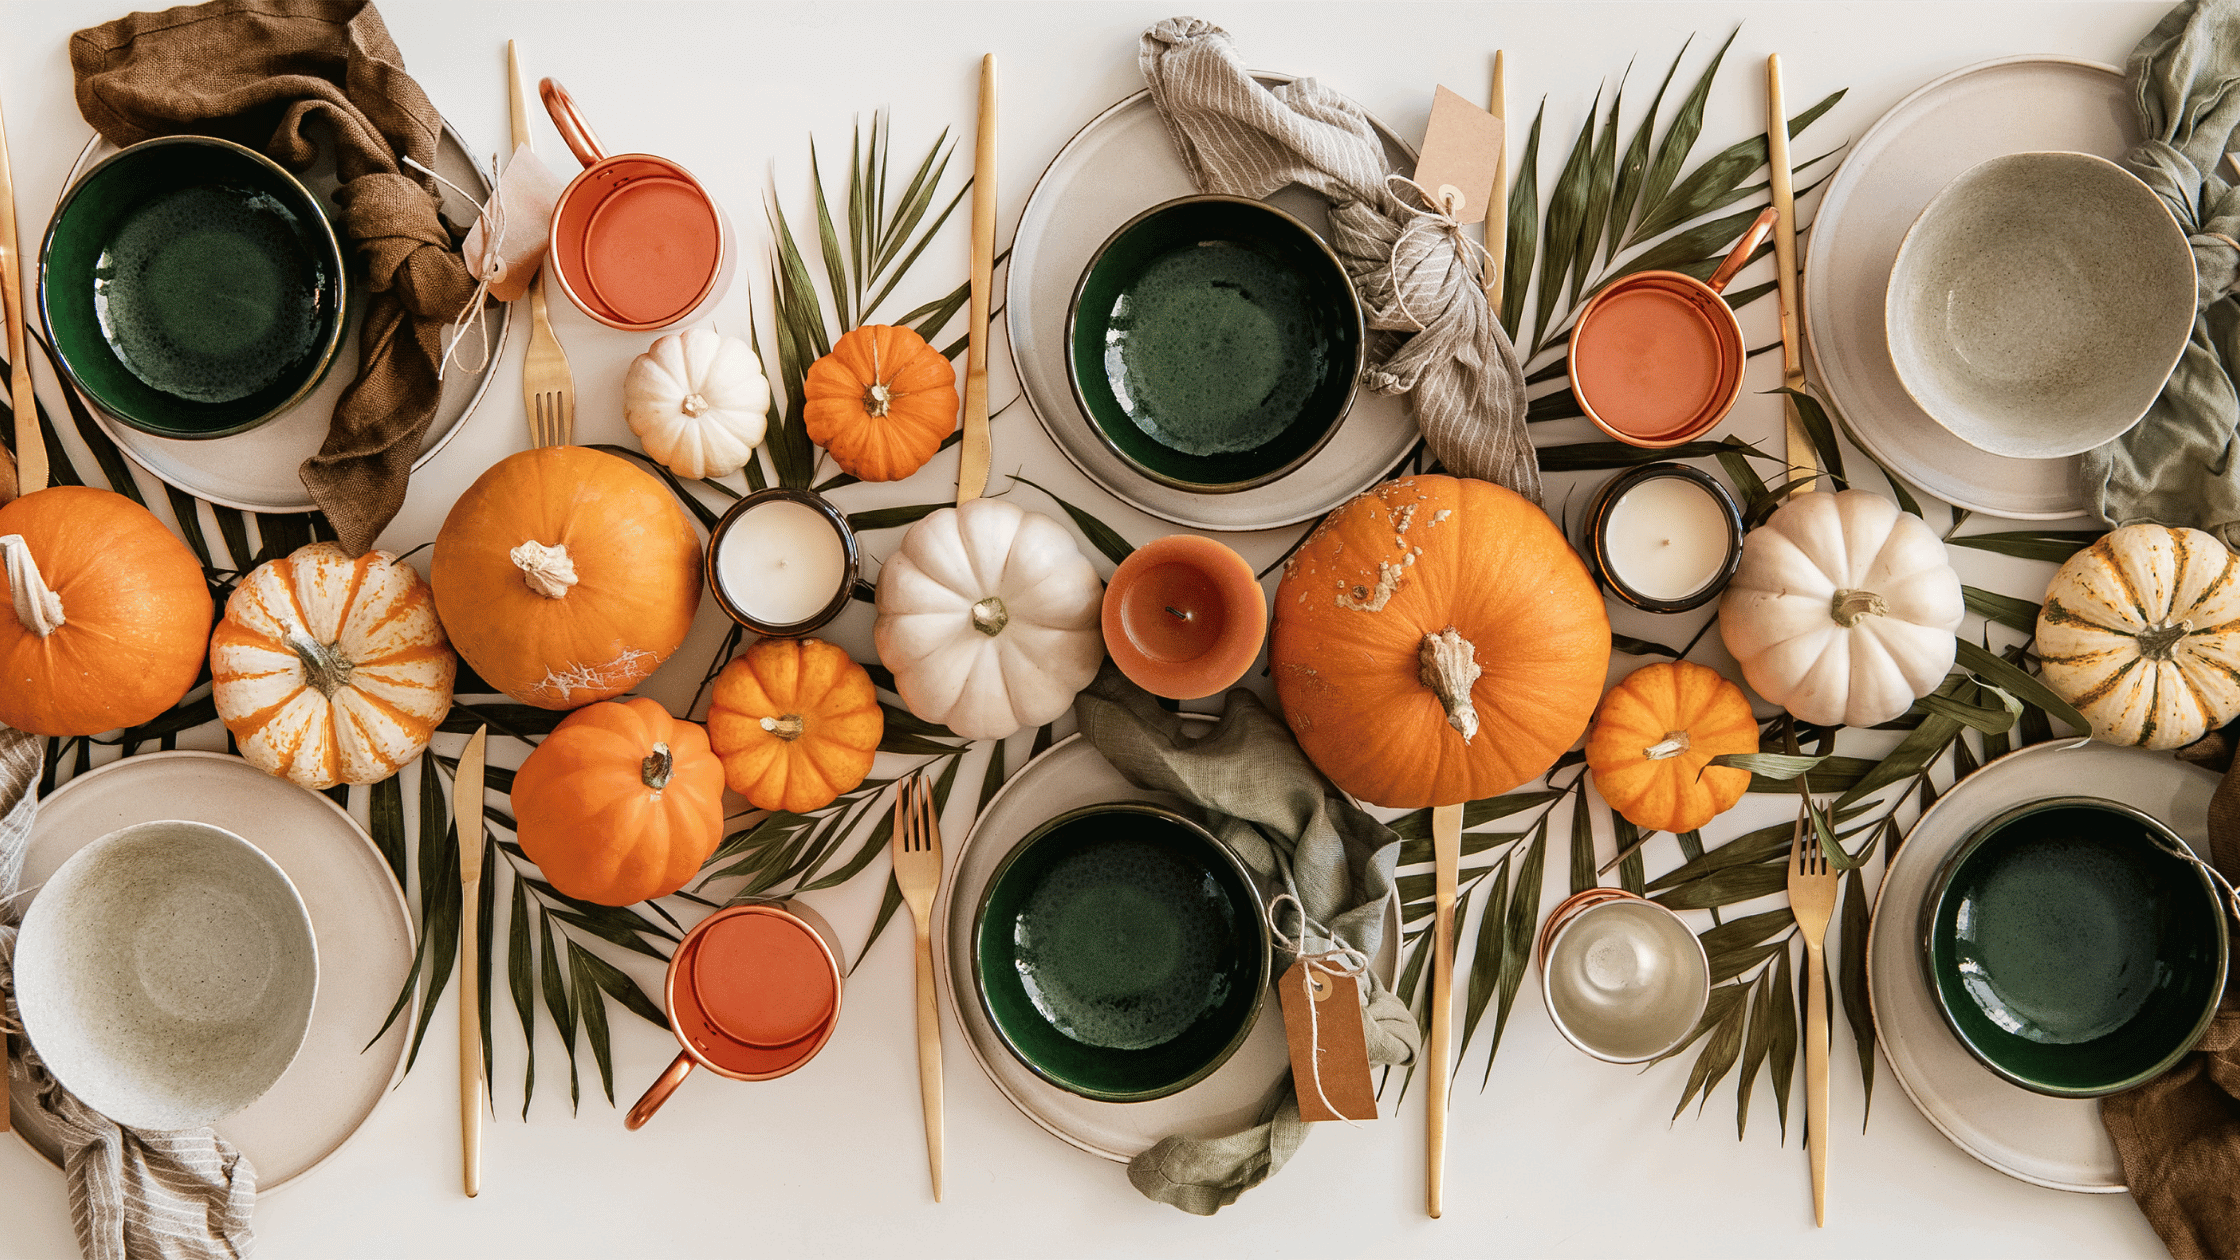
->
<box><xmin>1885</xmin><ymin>150</ymin><xmax>2196</xmax><ymax>460</ymax></box>
<box><xmin>14</xmin><ymin>820</ymin><xmax>318</xmax><ymax>1131</ymax></box>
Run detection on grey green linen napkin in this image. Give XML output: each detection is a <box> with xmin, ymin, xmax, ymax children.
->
<box><xmin>0</xmin><ymin>727</ymin><xmax>255</xmax><ymax>1260</ymax></box>
<box><xmin>2080</xmin><ymin>0</ymin><xmax>2240</xmax><ymax>540</ymax></box>
<box><xmin>1074</xmin><ymin>667</ymin><xmax>1420</xmax><ymax>1216</ymax></box>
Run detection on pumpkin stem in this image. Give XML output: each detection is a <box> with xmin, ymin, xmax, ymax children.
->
<box><xmin>1830</xmin><ymin>588</ymin><xmax>1888</xmax><ymax>627</ymax></box>
<box><xmin>642</xmin><ymin>742</ymin><xmax>674</xmax><ymax>792</ymax></box>
<box><xmin>284</xmin><ymin>629</ymin><xmax>356</xmax><ymax>699</ymax></box>
<box><xmin>681</xmin><ymin>392</ymin><xmax>711</xmax><ymax>418</ymax></box>
<box><xmin>863</xmin><ymin>382</ymin><xmax>894</xmax><ymax>418</ymax></box>
<box><xmin>971</xmin><ymin>596</ymin><xmax>1009</xmax><ymax>637</ymax></box>
<box><xmin>1418</xmin><ymin>627</ymin><xmax>1483</xmax><ymax>744</ymax></box>
<box><xmin>511</xmin><ymin>540</ymin><xmax>579</xmax><ymax>600</ymax></box>
<box><xmin>758</xmin><ymin>714</ymin><xmax>806</xmax><ymax>741</ymax></box>
<box><xmin>2139</xmin><ymin>619</ymin><xmax>2194</xmax><ymax>661</ymax></box>
<box><xmin>0</xmin><ymin>534</ymin><xmax>64</xmax><ymax>639</ymax></box>
<box><xmin>1644</xmin><ymin>731</ymin><xmax>1691</xmax><ymax>761</ymax></box>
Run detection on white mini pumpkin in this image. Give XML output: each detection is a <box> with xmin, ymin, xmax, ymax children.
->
<box><xmin>1718</xmin><ymin>490</ymin><xmax>1963</xmax><ymax>728</ymax></box>
<box><xmin>624</xmin><ymin>329</ymin><xmax>770</xmax><ymax>479</ymax></box>
<box><xmin>2037</xmin><ymin>523</ymin><xmax>2240</xmax><ymax>749</ymax></box>
<box><xmin>873</xmin><ymin>498</ymin><xmax>1104</xmax><ymax>741</ymax></box>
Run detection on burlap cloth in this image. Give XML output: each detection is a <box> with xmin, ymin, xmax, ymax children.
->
<box><xmin>70</xmin><ymin>0</ymin><xmax>477</xmax><ymax>555</ymax></box>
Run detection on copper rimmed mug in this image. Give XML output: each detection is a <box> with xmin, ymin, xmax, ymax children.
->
<box><xmin>1567</xmin><ymin>205</ymin><xmax>1779</xmax><ymax>448</ymax></box>
<box><xmin>541</xmin><ymin>78</ymin><xmax>735</xmax><ymax>332</ymax></box>
<box><xmin>625</xmin><ymin>902</ymin><xmax>843</xmax><ymax>1129</ymax></box>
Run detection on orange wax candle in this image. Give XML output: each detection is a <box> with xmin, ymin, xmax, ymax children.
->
<box><xmin>1102</xmin><ymin>534</ymin><xmax>1267</xmax><ymax>700</ymax></box>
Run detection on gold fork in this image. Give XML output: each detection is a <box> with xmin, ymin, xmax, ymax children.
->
<box><xmin>891</xmin><ymin>772</ymin><xmax>945</xmax><ymax>1201</ymax></box>
<box><xmin>1788</xmin><ymin>802</ymin><xmax>1838</xmax><ymax>1227</ymax></box>
<box><xmin>509</xmin><ymin>40</ymin><xmax>573</xmax><ymax>448</ymax></box>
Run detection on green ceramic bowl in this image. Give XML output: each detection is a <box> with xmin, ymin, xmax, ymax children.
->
<box><xmin>1066</xmin><ymin>195</ymin><xmax>1363</xmax><ymax>493</ymax></box>
<box><xmin>39</xmin><ymin>135</ymin><xmax>347</xmax><ymax>440</ymax></box>
<box><xmin>1923</xmin><ymin>796</ymin><xmax>2227</xmax><ymax>1098</ymax></box>
<box><xmin>973</xmin><ymin>802</ymin><xmax>1271</xmax><ymax>1103</ymax></box>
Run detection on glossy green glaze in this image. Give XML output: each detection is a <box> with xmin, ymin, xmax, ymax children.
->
<box><xmin>1067</xmin><ymin>195</ymin><xmax>1361</xmax><ymax>492</ymax></box>
<box><xmin>974</xmin><ymin>802</ymin><xmax>1270</xmax><ymax>1102</ymax></box>
<box><xmin>40</xmin><ymin>136</ymin><xmax>346</xmax><ymax>439</ymax></box>
<box><xmin>1925</xmin><ymin>797</ymin><xmax>2227</xmax><ymax>1098</ymax></box>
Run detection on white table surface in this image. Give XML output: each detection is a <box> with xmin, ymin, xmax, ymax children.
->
<box><xmin>0</xmin><ymin>1</ymin><xmax>2181</xmax><ymax>1256</ymax></box>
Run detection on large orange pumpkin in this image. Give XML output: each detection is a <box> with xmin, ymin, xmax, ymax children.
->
<box><xmin>431</xmin><ymin>447</ymin><xmax>702</xmax><ymax>709</ymax></box>
<box><xmin>0</xmin><ymin>486</ymin><xmax>211</xmax><ymax>737</ymax></box>
<box><xmin>1269</xmin><ymin>476</ymin><xmax>1610</xmax><ymax>808</ymax></box>
<box><xmin>512</xmin><ymin>697</ymin><xmax>726</xmax><ymax>905</ymax></box>
<box><xmin>706</xmin><ymin>637</ymin><xmax>883</xmax><ymax>813</ymax></box>
<box><xmin>803</xmin><ymin>324</ymin><xmax>957</xmax><ymax>482</ymax></box>
<box><xmin>1585</xmin><ymin>662</ymin><xmax>1756</xmax><ymax>834</ymax></box>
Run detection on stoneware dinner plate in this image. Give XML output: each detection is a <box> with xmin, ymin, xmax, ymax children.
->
<box><xmin>1804</xmin><ymin>55</ymin><xmax>2138</xmax><ymax>519</ymax></box>
<box><xmin>936</xmin><ymin>722</ymin><xmax>1399</xmax><ymax>1162</ymax></box>
<box><xmin>53</xmin><ymin>118</ymin><xmax>508</xmax><ymax>513</ymax></box>
<box><xmin>9</xmin><ymin>752</ymin><xmax>414</xmax><ymax>1191</ymax></box>
<box><xmin>1868</xmin><ymin>739</ymin><xmax>2220</xmax><ymax>1193</ymax></box>
<box><xmin>1009</xmin><ymin>73</ymin><xmax>1419</xmax><ymax>532</ymax></box>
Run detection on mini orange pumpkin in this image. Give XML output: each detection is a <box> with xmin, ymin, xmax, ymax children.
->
<box><xmin>803</xmin><ymin>324</ymin><xmax>957</xmax><ymax>482</ymax></box>
<box><xmin>1586</xmin><ymin>662</ymin><xmax>1757</xmax><ymax>834</ymax></box>
<box><xmin>706</xmin><ymin>637</ymin><xmax>883</xmax><ymax>813</ymax></box>
<box><xmin>512</xmin><ymin>697</ymin><xmax>726</xmax><ymax>905</ymax></box>
<box><xmin>0</xmin><ymin>486</ymin><xmax>211</xmax><ymax>737</ymax></box>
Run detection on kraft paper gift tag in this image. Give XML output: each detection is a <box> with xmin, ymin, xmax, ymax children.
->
<box><xmin>1276</xmin><ymin>957</ymin><xmax>1377</xmax><ymax>1123</ymax></box>
<box><xmin>1411</xmin><ymin>84</ymin><xmax>1505</xmax><ymax>224</ymax></box>
<box><xmin>462</xmin><ymin>143</ymin><xmax>566</xmax><ymax>302</ymax></box>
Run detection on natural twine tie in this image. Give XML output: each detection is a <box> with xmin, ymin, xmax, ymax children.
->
<box><xmin>1265</xmin><ymin>892</ymin><xmax>1371</xmax><ymax>1128</ymax></box>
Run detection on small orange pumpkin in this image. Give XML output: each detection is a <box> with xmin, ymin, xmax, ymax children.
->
<box><xmin>706</xmin><ymin>637</ymin><xmax>883</xmax><ymax>813</ymax></box>
<box><xmin>0</xmin><ymin>486</ymin><xmax>211</xmax><ymax>737</ymax></box>
<box><xmin>803</xmin><ymin>324</ymin><xmax>957</xmax><ymax>482</ymax></box>
<box><xmin>1585</xmin><ymin>661</ymin><xmax>1757</xmax><ymax>834</ymax></box>
<box><xmin>512</xmin><ymin>697</ymin><xmax>726</xmax><ymax>905</ymax></box>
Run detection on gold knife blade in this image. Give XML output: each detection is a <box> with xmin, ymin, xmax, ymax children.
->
<box><xmin>1425</xmin><ymin>800</ymin><xmax>1462</xmax><ymax>1218</ymax></box>
<box><xmin>456</xmin><ymin>725</ymin><xmax>488</xmax><ymax>1198</ymax></box>
<box><xmin>0</xmin><ymin>86</ymin><xmax>44</xmax><ymax>504</ymax></box>
<box><xmin>508</xmin><ymin>40</ymin><xmax>532</xmax><ymax>154</ymax></box>
<box><xmin>956</xmin><ymin>53</ymin><xmax>998</xmax><ymax>504</ymax></box>
<box><xmin>1767</xmin><ymin>54</ymin><xmax>1814</xmax><ymax>492</ymax></box>
<box><xmin>1483</xmin><ymin>50</ymin><xmax>1507</xmax><ymax>307</ymax></box>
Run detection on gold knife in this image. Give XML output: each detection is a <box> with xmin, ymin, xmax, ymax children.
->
<box><xmin>956</xmin><ymin>54</ymin><xmax>998</xmax><ymax>504</ymax></box>
<box><xmin>1483</xmin><ymin>51</ymin><xmax>1507</xmax><ymax>307</ymax></box>
<box><xmin>1426</xmin><ymin>800</ymin><xmax>1462</xmax><ymax>1217</ymax></box>
<box><xmin>1767</xmin><ymin>54</ymin><xmax>1814</xmax><ymax>492</ymax></box>
<box><xmin>457</xmin><ymin>725</ymin><xmax>489</xmax><ymax>1198</ymax></box>
<box><xmin>0</xmin><ymin>86</ymin><xmax>44</xmax><ymax>504</ymax></box>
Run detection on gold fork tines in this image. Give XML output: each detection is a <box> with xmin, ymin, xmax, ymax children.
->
<box><xmin>523</xmin><ymin>273</ymin><xmax>574</xmax><ymax>448</ymax></box>
<box><xmin>1787</xmin><ymin>803</ymin><xmax>1839</xmax><ymax>1228</ymax></box>
<box><xmin>890</xmin><ymin>773</ymin><xmax>946</xmax><ymax>1201</ymax></box>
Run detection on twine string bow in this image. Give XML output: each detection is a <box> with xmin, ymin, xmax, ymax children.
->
<box><xmin>1265</xmin><ymin>892</ymin><xmax>1371</xmax><ymax>1128</ymax></box>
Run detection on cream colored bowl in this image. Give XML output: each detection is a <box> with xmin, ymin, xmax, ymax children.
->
<box><xmin>14</xmin><ymin>820</ymin><xmax>318</xmax><ymax>1132</ymax></box>
<box><xmin>1885</xmin><ymin>150</ymin><xmax>2195</xmax><ymax>460</ymax></box>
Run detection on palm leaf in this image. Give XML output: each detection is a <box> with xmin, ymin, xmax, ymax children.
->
<box><xmin>1632</xmin><ymin>89</ymin><xmax>1843</xmax><ymax>242</ymax></box>
<box><xmin>1570</xmin><ymin>74</ymin><xmax>1625</xmax><ymax>307</ymax></box>
<box><xmin>1606</xmin><ymin>42</ymin><xmax>1684</xmax><ymax>265</ymax></box>
<box><xmin>1627</xmin><ymin>26</ymin><xmax>1741</xmax><ymax>249</ymax></box>
<box><xmin>1499</xmin><ymin>102</ymin><xmax>1544</xmax><ymax>336</ymax></box>
<box><xmin>1531</xmin><ymin>92</ymin><xmax>1602</xmax><ymax>349</ymax></box>
<box><xmin>1009</xmin><ymin>473</ymin><xmax>1136</xmax><ymax>565</ymax></box>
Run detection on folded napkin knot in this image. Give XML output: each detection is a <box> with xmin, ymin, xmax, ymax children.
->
<box><xmin>1382</xmin><ymin>174</ymin><xmax>1493</xmax><ymax>336</ymax></box>
<box><xmin>337</xmin><ymin>172</ymin><xmax>476</xmax><ymax>316</ymax></box>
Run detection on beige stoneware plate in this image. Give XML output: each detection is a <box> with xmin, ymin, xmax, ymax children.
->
<box><xmin>10</xmin><ymin>752</ymin><xmax>413</xmax><ymax>1191</ymax></box>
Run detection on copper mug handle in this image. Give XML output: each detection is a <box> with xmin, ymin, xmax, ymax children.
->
<box><xmin>625</xmin><ymin>1052</ymin><xmax>695</xmax><ymax>1130</ymax></box>
<box><xmin>539</xmin><ymin>77</ymin><xmax>609</xmax><ymax>170</ymax></box>
<box><xmin>1703</xmin><ymin>205</ymin><xmax>1780</xmax><ymax>295</ymax></box>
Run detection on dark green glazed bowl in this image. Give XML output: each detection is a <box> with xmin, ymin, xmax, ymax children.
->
<box><xmin>973</xmin><ymin>802</ymin><xmax>1271</xmax><ymax>1103</ymax></box>
<box><xmin>40</xmin><ymin>135</ymin><xmax>347</xmax><ymax>440</ymax></box>
<box><xmin>1923</xmin><ymin>796</ymin><xmax>2227</xmax><ymax>1098</ymax></box>
<box><xmin>1066</xmin><ymin>195</ymin><xmax>1362</xmax><ymax>493</ymax></box>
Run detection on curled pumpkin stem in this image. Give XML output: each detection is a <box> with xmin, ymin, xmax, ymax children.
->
<box><xmin>642</xmin><ymin>742</ymin><xmax>674</xmax><ymax>792</ymax></box>
<box><xmin>1</xmin><ymin>534</ymin><xmax>65</xmax><ymax>638</ymax></box>
<box><xmin>511</xmin><ymin>540</ymin><xmax>579</xmax><ymax>600</ymax></box>
<box><xmin>1830</xmin><ymin>588</ymin><xmax>1888</xmax><ymax>627</ymax></box>
<box><xmin>759</xmin><ymin>714</ymin><xmax>806</xmax><ymax>741</ymax></box>
<box><xmin>284</xmin><ymin>630</ymin><xmax>356</xmax><ymax>699</ymax></box>
<box><xmin>2138</xmin><ymin>619</ymin><xmax>2194</xmax><ymax>661</ymax></box>
<box><xmin>1418</xmin><ymin>626</ymin><xmax>1482</xmax><ymax>743</ymax></box>
<box><xmin>1643</xmin><ymin>731</ymin><xmax>1691</xmax><ymax>761</ymax></box>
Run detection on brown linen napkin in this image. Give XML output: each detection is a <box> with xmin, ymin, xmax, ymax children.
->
<box><xmin>69</xmin><ymin>0</ymin><xmax>477</xmax><ymax>555</ymax></box>
<box><xmin>2101</xmin><ymin>745</ymin><xmax>2240</xmax><ymax>1260</ymax></box>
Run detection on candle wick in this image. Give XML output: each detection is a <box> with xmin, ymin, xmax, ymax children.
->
<box><xmin>1165</xmin><ymin>605</ymin><xmax>1193</xmax><ymax>622</ymax></box>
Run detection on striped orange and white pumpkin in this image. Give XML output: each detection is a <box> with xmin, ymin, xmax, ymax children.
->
<box><xmin>211</xmin><ymin>543</ymin><xmax>457</xmax><ymax>788</ymax></box>
<box><xmin>2037</xmin><ymin>523</ymin><xmax>2240</xmax><ymax>750</ymax></box>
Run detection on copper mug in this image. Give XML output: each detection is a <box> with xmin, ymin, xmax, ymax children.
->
<box><xmin>540</xmin><ymin>78</ymin><xmax>735</xmax><ymax>332</ymax></box>
<box><xmin>625</xmin><ymin>902</ymin><xmax>844</xmax><ymax>1129</ymax></box>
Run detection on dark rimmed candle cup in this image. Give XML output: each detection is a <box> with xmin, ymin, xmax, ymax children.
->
<box><xmin>1580</xmin><ymin>463</ymin><xmax>1743</xmax><ymax>614</ymax></box>
<box><xmin>706</xmin><ymin>487</ymin><xmax>859</xmax><ymax>638</ymax></box>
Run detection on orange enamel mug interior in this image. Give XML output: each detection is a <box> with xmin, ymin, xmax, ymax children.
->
<box><xmin>1568</xmin><ymin>206</ymin><xmax>1779</xmax><ymax>448</ymax></box>
<box><xmin>542</xmin><ymin>78</ymin><xmax>726</xmax><ymax>331</ymax></box>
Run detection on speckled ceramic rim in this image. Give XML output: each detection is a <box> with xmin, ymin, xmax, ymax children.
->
<box><xmin>1578</xmin><ymin>462</ymin><xmax>1744</xmax><ymax>614</ymax></box>
<box><xmin>1062</xmin><ymin>193</ymin><xmax>1366</xmax><ymax>495</ymax></box>
<box><xmin>1536</xmin><ymin>889</ymin><xmax>1710</xmax><ymax>1065</ymax></box>
<box><xmin>704</xmin><ymin>487</ymin><xmax>861</xmax><ymax>638</ymax></box>
<box><xmin>1920</xmin><ymin>794</ymin><xmax>2228</xmax><ymax>1098</ymax></box>
<box><xmin>38</xmin><ymin>135</ymin><xmax>349</xmax><ymax>441</ymax></box>
<box><xmin>970</xmin><ymin>801</ymin><xmax>1273</xmax><ymax>1103</ymax></box>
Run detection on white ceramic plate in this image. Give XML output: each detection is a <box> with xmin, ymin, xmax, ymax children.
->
<box><xmin>1007</xmin><ymin>75</ymin><xmax>1420</xmax><ymax>532</ymax></box>
<box><xmin>1867</xmin><ymin>739</ymin><xmax>2218</xmax><ymax>1193</ymax></box>
<box><xmin>52</xmin><ymin>120</ymin><xmax>509</xmax><ymax>513</ymax></box>
<box><xmin>1803</xmin><ymin>56</ymin><xmax>2135</xmax><ymax>520</ymax></box>
<box><xmin>9</xmin><ymin>752</ymin><xmax>414</xmax><ymax>1192</ymax></box>
<box><xmin>936</xmin><ymin>724</ymin><xmax>1398</xmax><ymax>1162</ymax></box>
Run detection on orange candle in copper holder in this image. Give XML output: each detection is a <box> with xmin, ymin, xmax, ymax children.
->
<box><xmin>1102</xmin><ymin>535</ymin><xmax>1267</xmax><ymax>701</ymax></box>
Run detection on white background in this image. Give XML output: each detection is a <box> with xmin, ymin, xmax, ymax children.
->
<box><xmin>0</xmin><ymin>1</ymin><xmax>2183</xmax><ymax>1256</ymax></box>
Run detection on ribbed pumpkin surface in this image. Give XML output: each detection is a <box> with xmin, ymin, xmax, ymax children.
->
<box><xmin>2038</xmin><ymin>523</ymin><xmax>2240</xmax><ymax>749</ymax></box>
